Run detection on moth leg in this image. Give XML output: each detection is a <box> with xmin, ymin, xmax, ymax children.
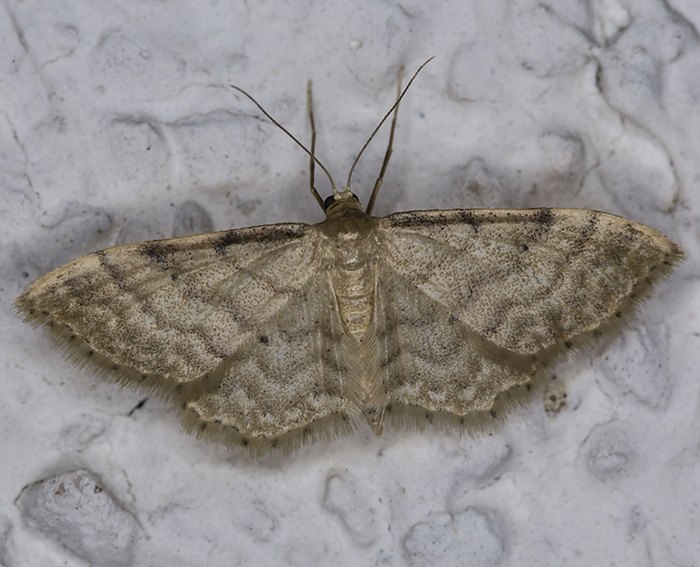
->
<box><xmin>366</xmin><ymin>65</ymin><xmax>405</xmax><ymax>215</ymax></box>
<box><xmin>306</xmin><ymin>79</ymin><xmax>325</xmax><ymax>210</ymax></box>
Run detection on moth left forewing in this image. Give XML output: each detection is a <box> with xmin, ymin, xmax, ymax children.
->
<box><xmin>15</xmin><ymin>222</ymin><xmax>318</xmax><ymax>395</ymax></box>
<box><xmin>378</xmin><ymin>207</ymin><xmax>683</xmax><ymax>357</ymax></box>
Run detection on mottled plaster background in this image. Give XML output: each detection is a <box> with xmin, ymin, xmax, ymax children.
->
<box><xmin>1</xmin><ymin>1</ymin><xmax>698</xmax><ymax>566</ymax></box>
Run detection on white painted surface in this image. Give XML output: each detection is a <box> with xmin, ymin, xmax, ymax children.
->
<box><xmin>1</xmin><ymin>1</ymin><xmax>697</xmax><ymax>565</ymax></box>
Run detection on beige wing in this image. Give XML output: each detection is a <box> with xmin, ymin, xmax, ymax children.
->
<box><xmin>375</xmin><ymin>208</ymin><xmax>683</xmax><ymax>416</ymax></box>
<box><xmin>379</xmin><ymin>208</ymin><xmax>683</xmax><ymax>354</ymax></box>
<box><xmin>16</xmin><ymin>223</ymin><xmax>320</xmax><ymax>389</ymax></box>
<box><xmin>374</xmin><ymin>263</ymin><xmax>540</xmax><ymax>418</ymax></box>
<box><xmin>181</xmin><ymin>274</ymin><xmax>358</xmax><ymax>452</ymax></box>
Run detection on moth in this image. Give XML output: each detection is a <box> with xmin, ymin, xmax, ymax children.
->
<box><xmin>16</xmin><ymin>61</ymin><xmax>684</xmax><ymax>454</ymax></box>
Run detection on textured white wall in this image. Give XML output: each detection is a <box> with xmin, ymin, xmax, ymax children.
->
<box><xmin>1</xmin><ymin>0</ymin><xmax>697</xmax><ymax>565</ymax></box>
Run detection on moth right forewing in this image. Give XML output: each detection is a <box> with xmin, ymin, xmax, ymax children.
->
<box><xmin>378</xmin><ymin>208</ymin><xmax>682</xmax><ymax>355</ymax></box>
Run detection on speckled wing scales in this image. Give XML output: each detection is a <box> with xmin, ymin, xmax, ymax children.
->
<box><xmin>15</xmin><ymin>223</ymin><xmax>319</xmax><ymax>395</ymax></box>
<box><xmin>377</xmin><ymin>208</ymin><xmax>683</xmax><ymax>416</ymax></box>
<box><xmin>181</xmin><ymin>276</ymin><xmax>358</xmax><ymax>452</ymax></box>
<box><xmin>374</xmin><ymin>263</ymin><xmax>540</xmax><ymax>422</ymax></box>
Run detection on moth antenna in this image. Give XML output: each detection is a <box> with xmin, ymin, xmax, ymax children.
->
<box><xmin>344</xmin><ymin>57</ymin><xmax>434</xmax><ymax>197</ymax></box>
<box><xmin>230</xmin><ymin>84</ymin><xmax>337</xmax><ymax>204</ymax></box>
<box><xmin>365</xmin><ymin>65</ymin><xmax>405</xmax><ymax>215</ymax></box>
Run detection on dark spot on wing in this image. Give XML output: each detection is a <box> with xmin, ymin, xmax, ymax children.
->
<box><xmin>571</xmin><ymin>212</ymin><xmax>600</xmax><ymax>253</ymax></box>
<box><xmin>460</xmin><ymin>211</ymin><xmax>481</xmax><ymax>233</ymax></box>
<box><xmin>214</xmin><ymin>226</ymin><xmax>306</xmax><ymax>255</ymax></box>
<box><xmin>388</xmin><ymin>210</ymin><xmax>482</xmax><ymax>230</ymax></box>
<box><xmin>214</xmin><ymin>230</ymin><xmax>246</xmax><ymax>254</ymax></box>
<box><xmin>387</xmin><ymin>210</ymin><xmax>453</xmax><ymax>228</ymax></box>
<box><xmin>141</xmin><ymin>242</ymin><xmax>176</xmax><ymax>268</ymax></box>
<box><xmin>532</xmin><ymin>208</ymin><xmax>555</xmax><ymax>227</ymax></box>
<box><xmin>526</xmin><ymin>208</ymin><xmax>557</xmax><ymax>241</ymax></box>
<box><xmin>96</xmin><ymin>250</ymin><xmax>124</xmax><ymax>286</ymax></box>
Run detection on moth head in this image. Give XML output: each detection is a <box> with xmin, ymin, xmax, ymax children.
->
<box><xmin>323</xmin><ymin>190</ymin><xmax>362</xmax><ymax>216</ymax></box>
